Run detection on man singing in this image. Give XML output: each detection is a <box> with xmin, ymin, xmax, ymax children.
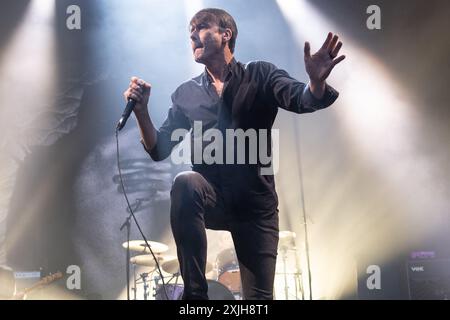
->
<box><xmin>123</xmin><ymin>8</ymin><xmax>345</xmax><ymax>300</ymax></box>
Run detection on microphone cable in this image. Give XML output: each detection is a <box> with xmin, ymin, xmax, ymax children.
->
<box><xmin>115</xmin><ymin>128</ymin><xmax>169</xmax><ymax>300</ymax></box>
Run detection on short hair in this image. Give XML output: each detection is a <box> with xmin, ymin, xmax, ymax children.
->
<box><xmin>190</xmin><ymin>8</ymin><xmax>238</xmax><ymax>53</ymax></box>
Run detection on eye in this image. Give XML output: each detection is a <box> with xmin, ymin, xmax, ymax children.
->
<box><xmin>190</xmin><ymin>23</ymin><xmax>208</xmax><ymax>34</ymax></box>
<box><xmin>197</xmin><ymin>23</ymin><xmax>208</xmax><ymax>31</ymax></box>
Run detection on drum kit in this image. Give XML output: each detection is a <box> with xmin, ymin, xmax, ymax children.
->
<box><xmin>122</xmin><ymin>230</ymin><xmax>303</xmax><ymax>300</ymax></box>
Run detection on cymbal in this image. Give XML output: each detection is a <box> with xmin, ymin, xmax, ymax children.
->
<box><xmin>161</xmin><ymin>258</ymin><xmax>213</xmax><ymax>275</ymax></box>
<box><xmin>130</xmin><ymin>254</ymin><xmax>165</xmax><ymax>267</ymax></box>
<box><xmin>279</xmin><ymin>230</ymin><xmax>296</xmax><ymax>240</ymax></box>
<box><xmin>216</xmin><ymin>248</ymin><xmax>238</xmax><ymax>268</ymax></box>
<box><xmin>122</xmin><ymin>240</ymin><xmax>168</xmax><ymax>254</ymax></box>
<box><xmin>278</xmin><ymin>231</ymin><xmax>296</xmax><ymax>250</ymax></box>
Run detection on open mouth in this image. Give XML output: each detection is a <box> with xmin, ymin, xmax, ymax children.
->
<box><xmin>193</xmin><ymin>44</ymin><xmax>203</xmax><ymax>52</ymax></box>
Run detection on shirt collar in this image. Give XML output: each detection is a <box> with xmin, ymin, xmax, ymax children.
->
<box><xmin>203</xmin><ymin>58</ymin><xmax>237</xmax><ymax>85</ymax></box>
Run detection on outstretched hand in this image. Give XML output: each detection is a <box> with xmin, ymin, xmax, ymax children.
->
<box><xmin>304</xmin><ymin>32</ymin><xmax>345</xmax><ymax>84</ymax></box>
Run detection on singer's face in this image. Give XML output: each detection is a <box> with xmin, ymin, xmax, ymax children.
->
<box><xmin>190</xmin><ymin>21</ymin><xmax>224</xmax><ymax>64</ymax></box>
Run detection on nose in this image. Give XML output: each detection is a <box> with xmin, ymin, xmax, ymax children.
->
<box><xmin>190</xmin><ymin>28</ymin><xmax>199</xmax><ymax>42</ymax></box>
<box><xmin>190</xmin><ymin>31</ymin><xmax>197</xmax><ymax>42</ymax></box>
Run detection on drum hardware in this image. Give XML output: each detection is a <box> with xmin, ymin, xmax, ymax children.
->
<box><xmin>123</xmin><ymin>239</ymin><xmax>169</xmax><ymax>300</ymax></box>
<box><xmin>131</xmin><ymin>268</ymin><xmax>155</xmax><ymax>301</ymax></box>
<box><xmin>132</xmin><ymin>264</ymin><xmax>137</xmax><ymax>300</ymax></box>
<box><xmin>277</xmin><ymin>231</ymin><xmax>304</xmax><ymax>300</ymax></box>
<box><xmin>279</xmin><ymin>231</ymin><xmax>296</xmax><ymax>300</ymax></box>
<box><xmin>120</xmin><ymin>215</ymin><xmax>132</xmax><ymax>300</ymax></box>
<box><xmin>130</xmin><ymin>272</ymin><xmax>152</xmax><ymax>300</ymax></box>
<box><xmin>153</xmin><ymin>272</ymin><xmax>184</xmax><ymax>300</ymax></box>
<box><xmin>140</xmin><ymin>272</ymin><xmax>150</xmax><ymax>300</ymax></box>
<box><xmin>128</xmin><ymin>254</ymin><xmax>185</xmax><ymax>300</ymax></box>
<box><xmin>279</xmin><ymin>244</ymin><xmax>300</xmax><ymax>299</ymax></box>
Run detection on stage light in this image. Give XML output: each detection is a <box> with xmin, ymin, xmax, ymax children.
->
<box><xmin>0</xmin><ymin>0</ymin><xmax>56</xmax><ymax>266</ymax></box>
<box><xmin>276</xmin><ymin>0</ymin><xmax>443</xmax><ymax>300</ymax></box>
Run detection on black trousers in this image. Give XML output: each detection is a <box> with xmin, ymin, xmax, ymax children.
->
<box><xmin>170</xmin><ymin>171</ymin><xmax>279</xmax><ymax>300</ymax></box>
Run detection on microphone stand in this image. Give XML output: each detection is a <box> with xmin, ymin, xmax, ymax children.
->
<box><xmin>115</xmin><ymin>128</ymin><xmax>169</xmax><ymax>300</ymax></box>
<box><xmin>120</xmin><ymin>214</ymin><xmax>132</xmax><ymax>300</ymax></box>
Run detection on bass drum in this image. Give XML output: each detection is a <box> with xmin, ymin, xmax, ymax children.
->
<box><xmin>207</xmin><ymin>280</ymin><xmax>236</xmax><ymax>300</ymax></box>
<box><xmin>155</xmin><ymin>280</ymin><xmax>235</xmax><ymax>300</ymax></box>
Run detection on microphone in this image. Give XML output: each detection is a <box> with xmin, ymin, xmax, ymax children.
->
<box><xmin>116</xmin><ymin>98</ymin><xmax>136</xmax><ymax>131</ymax></box>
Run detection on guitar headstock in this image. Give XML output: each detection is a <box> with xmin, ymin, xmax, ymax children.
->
<box><xmin>41</xmin><ymin>271</ymin><xmax>63</xmax><ymax>284</ymax></box>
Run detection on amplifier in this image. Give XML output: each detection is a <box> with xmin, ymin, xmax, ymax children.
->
<box><xmin>407</xmin><ymin>259</ymin><xmax>450</xmax><ymax>300</ymax></box>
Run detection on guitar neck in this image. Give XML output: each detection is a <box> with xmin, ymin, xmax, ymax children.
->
<box><xmin>22</xmin><ymin>272</ymin><xmax>62</xmax><ymax>295</ymax></box>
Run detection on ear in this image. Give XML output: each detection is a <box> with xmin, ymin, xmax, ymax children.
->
<box><xmin>222</xmin><ymin>28</ymin><xmax>232</xmax><ymax>43</ymax></box>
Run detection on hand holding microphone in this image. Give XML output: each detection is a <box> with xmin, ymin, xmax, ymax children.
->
<box><xmin>118</xmin><ymin>77</ymin><xmax>152</xmax><ymax>131</ymax></box>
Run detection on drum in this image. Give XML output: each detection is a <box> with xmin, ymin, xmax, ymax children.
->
<box><xmin>154</xmin><ymin>280</ymin><xmax>235</xmax><ymax>300</ymax></box>
<box><xmin>216</xmin><ymin>248</ymin><xmax>242</xmax><ymax>297</ymax></box>
<box><xmin>154</xmin><ymin>283</ymin><xmax>184</xmax><ymax>300</ymax></box>
<box><xmin>208</xmin><ymin>280</ymin><xmax>236</xmax><ymax>300</ymax></box>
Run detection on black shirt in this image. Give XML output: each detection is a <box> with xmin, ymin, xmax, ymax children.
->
<box><xmin>143</xmin><ymin>59</ymin><xmax>338</xmax><ymax>218</ymax></box>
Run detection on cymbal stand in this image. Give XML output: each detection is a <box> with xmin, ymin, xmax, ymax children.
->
<box><xmin>280</xmin><ymin>246</ymin><xmax>289</xmax><ymax>300</ymax></box>
<box><xmin>152</xmin><ymin>274</ymin><xmax>159</xmax><ymax>300</ymax></box>
<box><xmin>173</xmin><ymin>272</ymin><xmax>180</xmax><ymax>286</ymax></box>
<box><xmin>293</xmin><ymin>247</ymin><xmax>304</xmax><ymax>300</ymax></box>
<box><xmin>295</xmin><ymin>270</ymin><xmax>304</xmax><ymax>300</ymax></box>
<box><xmin>141</xmin><ymin>272</ymin><xmax>150</xmax><ymax>300</ymax></box>
<box><xmin>132</xmin><ymin>264</ymin><xmax>137</xmax><ymax>300</ymax></box>
<box><xmin>120</xmin><ymin>214</ymin><xmax>132</xmax><ymax>300</ymax></box>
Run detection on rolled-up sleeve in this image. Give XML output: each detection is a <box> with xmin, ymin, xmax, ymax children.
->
<box><xmin>142</xmin><ymin>98</ymin><xmax>191</xmax><ymax>161</ymax></box>
<box><xmin>260</xmin><ymin>61</ymin><xmax>339</xmax><ymax>114</ymax></box>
